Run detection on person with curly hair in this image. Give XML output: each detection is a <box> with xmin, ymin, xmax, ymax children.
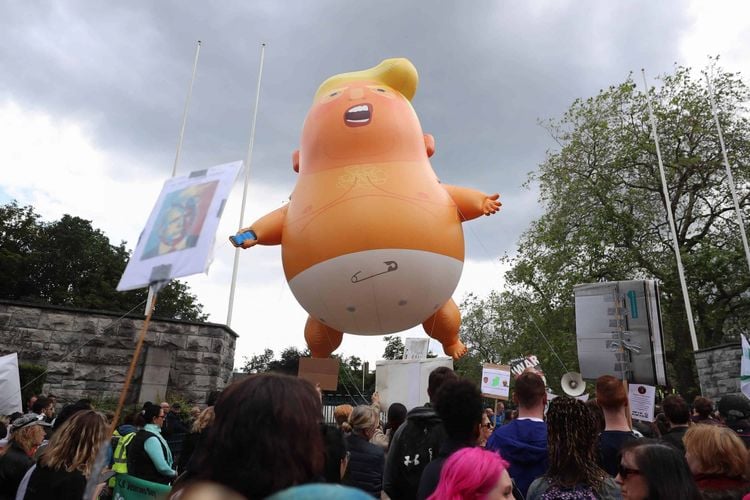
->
<box><xmin>22</xmin><ymin>409</ymin><xmax>109</xmax><ymax>500</ymax></box>
<box><xmin>427</xmin><ymin>447</ymin><xmax>513</xmax><ymax>500</ymax></box>
<box><xmin>527</xmin><ymin>396</ymin><xmax>619</xmax><ymax>499</ymax></box>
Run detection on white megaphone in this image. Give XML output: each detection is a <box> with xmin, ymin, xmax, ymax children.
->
<box><xmin>561</xmin><ymin>372</ymin><xmax>586</xmax><ymax>397</ymax></box>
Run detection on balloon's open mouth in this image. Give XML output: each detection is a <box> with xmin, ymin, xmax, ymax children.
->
<box><xmin>344</xmin><ymin>104</ymin><xmax>371</xmax><ymax>127</ymax></box>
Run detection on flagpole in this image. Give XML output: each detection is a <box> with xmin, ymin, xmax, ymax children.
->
<box><xmin>145</xmin><ymin>40</ymin><xmax>202</xmax><ymax>315</ymax></box>
<box><xmin>705</xmin><ymin>73</ymin><xmax>750</xmax><ymax>274</ymax></box>
<box><xmin>641</xmin><ymin>69</ymin><xmax>699</xmax><ymax>352</ymax></box>
<box><xmin>227</xmin><ymin>42</ymin><xmax>267</xmax><ymax>326</ymax></box>
<box><xmin>172</xmin><ymin>40</ymin><xmax>202</xmax><ymax>177</ymax></box>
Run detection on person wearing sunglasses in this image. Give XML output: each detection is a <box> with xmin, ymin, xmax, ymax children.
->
<box><xmin>478</xmin><ymin>411</ymin><xmax>494</xmax><ymax>448</ymax></box>
<box><xmin>615</xmin><ymin>440</ymin><xmax>700</xmax><ymax>500</ymax></box>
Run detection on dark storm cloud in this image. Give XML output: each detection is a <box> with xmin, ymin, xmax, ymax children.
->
<box><xmin>1</xmin><ymin>1</ymin><xmax>690</xmax><ymax>258</ymax></box>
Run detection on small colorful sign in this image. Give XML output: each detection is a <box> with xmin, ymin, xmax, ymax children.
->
<box><xmin>481</xmin><ymin>364</ymin><xmax>511</xmax><ymax>400</ymax></box>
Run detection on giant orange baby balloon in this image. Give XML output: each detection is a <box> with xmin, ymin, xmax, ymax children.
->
<box><xmin>232</xmin><ymin>58</ymin><xmax>501</xmax><ymax>359</ymax></box>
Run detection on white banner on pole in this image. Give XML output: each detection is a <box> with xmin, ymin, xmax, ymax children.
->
<box><xmin>117</xmin><ymin>161</ymin><xmax>242</xmax><ymax>291</ymax></box>
<box><xmin>0</xmin><ymin>353</ymin><xmax>23</xmax><ymax>416</ymax></box>
<box><xmin>741</xmin><ymin>335</ymin><xmax>750</xmax><ymax>399</ymax></box>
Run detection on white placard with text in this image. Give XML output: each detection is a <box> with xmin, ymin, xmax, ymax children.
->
<box><xmin>629</xmin><ymin>383</ymin><xmax>656</xmax><ymax>422</ymax></box>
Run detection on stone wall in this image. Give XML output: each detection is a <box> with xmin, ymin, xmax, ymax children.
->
<box><xmin>694</xmin><ymin>342</ymin><xmax>741</xmax><ymax>400</ymax></box>
<box><xmin>0</xmin><ymin>300</ymin><xmax>237</xmax><ymax>405</ymax></box>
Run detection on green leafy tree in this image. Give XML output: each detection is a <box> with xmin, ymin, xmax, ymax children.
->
<box><xmin>382</xmin><ymin>335</ymin><xmax>405</xmax><ymax>360</ymax></box>
<box><xmin>241</xmin><ymin>348</ymin><xmax>275</xmax><ymax>373</ymax></box>
<box><xmin>459</xmin><ymin>291</ymin><xmax>577</xmax><ymax>394</ymax></box>
<box><xmin>266</xmin><ymin>346</ymin><xmax>307</xmax><ymax>375</ymax></box>
<box><xmin>461</xmin><ymin>62</ymin><xmax>750</xmax><ymax>396</ymax></box>
<box><xmin>241</xmin><ymin>346</ymin><xmax>375</xmax><ymax>397</ymax></box>
<box><xmin>0</xmin><ymin>201</ymin><xmax>207</xmax><ymax>320</ymax></box>
<box><xmin>0</xmin><ymin>202</ymin><xmax>42</xmax><ymax>301</ymax></box>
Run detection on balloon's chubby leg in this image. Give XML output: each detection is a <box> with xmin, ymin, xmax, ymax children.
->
<box><xmin>305</xmin><ymin>316</ymin><xmax>344</xmax><ymax>358</ymax></box>
<box><xmin>422</xmin><ymin>298</ymin><xmax>467</xmax><ymax>359</ymax></box>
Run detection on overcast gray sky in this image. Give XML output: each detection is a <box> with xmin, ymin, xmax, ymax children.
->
<box><xmin>2</xmin><ymin>1</ymin><xmax>749</xmax><ymax>370</ymax></box>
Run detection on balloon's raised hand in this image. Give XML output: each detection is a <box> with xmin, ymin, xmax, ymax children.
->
<box><xmin>483</xmin><ymin>193</ymin><xmax>501</xmax><ymax>215</ymax></box>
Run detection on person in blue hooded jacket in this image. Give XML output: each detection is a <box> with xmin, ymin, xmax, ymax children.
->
<box><xmin>486</xmin><ymin>371</ymin><xmax>548</xmax><ymax>498</ymax></box>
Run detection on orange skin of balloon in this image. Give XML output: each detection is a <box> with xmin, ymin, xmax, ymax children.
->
<box><xmin>237</xmin><ymin>80</ymin><xmax>501</xmax><ymax>358</ymax></box>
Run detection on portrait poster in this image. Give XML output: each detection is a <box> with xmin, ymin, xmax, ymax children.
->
<box><xmin>117</xmin><ymin>161</ymin><xmax>242</xmax><ymax>291</ymax></box>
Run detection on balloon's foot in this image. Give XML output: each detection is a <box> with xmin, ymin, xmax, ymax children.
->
<box><xmin>443</xmin><ymin>341</ymin><xmax>468</xmax><ymax>359</ymax></box>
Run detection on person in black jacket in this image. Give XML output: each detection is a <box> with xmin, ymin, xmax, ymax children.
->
<box><xmin>22</xmin><ymin>410</ymin><xmax>108</xmax><ymax>500</ymax></box>
<box><xmin>127</xmin><ymin>403</ymin><xmax>177</xmax><ymax>484</ymax></box>
<box><xmin>0</xmin><ymin>415</ymin><xmax>47</xmax><ymax>500</ymax></box>
<box><xmin>343</xmin><ymin>405</ymin><xmax>385</xmax><ymax>497</ymax></box>
<box><xmin>177</xmin><ymin>406</ymin><xmax>214</xmax><ymax>474</ymax></box>
<box><xmin>660</xmin><ymin>394</ymin><xmax>690</xmax><ymax>452</ymax></box>
<box><xmin>384</xmin><ymin>366</ymin><xmax>457</xmax><ymax>499</ymax></box>
<box><xmin>416</xmin><ymin>378</ymin><xmax>484</xmax><ymax>499</ymax></box>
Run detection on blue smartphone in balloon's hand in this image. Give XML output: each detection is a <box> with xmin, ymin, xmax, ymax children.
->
<box><xmin>229</xmin><ymin>230</ymin><xmax>257</xmax><ymax>247</ymax></box>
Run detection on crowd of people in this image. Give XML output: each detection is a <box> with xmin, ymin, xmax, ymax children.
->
<box><xmin>1</xmin><ymin>368</ymin><xmax>750</xmax><ymax>499</ymax></box>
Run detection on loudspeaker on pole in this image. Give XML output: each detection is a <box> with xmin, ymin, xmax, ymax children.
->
<box><xmin>561</xmin><ymin>372</ymin><xmax>586</xmax><ymax>397</ymax></box>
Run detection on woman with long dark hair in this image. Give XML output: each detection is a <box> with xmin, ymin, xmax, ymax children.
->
<box><xmin>527</xmin><ymin>396</ymin><xmax>619</xmax><ymax>499</ymax></box>
<box><xmin>615</xmin><ymin>439</ymin><xmax>701</xmax><ymax>500</ymax></box>
<box><xmin>182</xmin><ymin>373</ymin><xmax>325</xmax><ymax>499</ymax></box>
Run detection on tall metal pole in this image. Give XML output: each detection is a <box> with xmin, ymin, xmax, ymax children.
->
<box><xmin>172</xmin><ymin>41</ymin><xmax>202</xmax><ymax>178</ymax></box>
<box><xmin>641</xmin><ymin>70</ymin><xmax>699</xmax><ymax>351</ymax></box>
<box><xmin>705</xmin><ymin>73</ymin><xmax>750</xmax><ymax>274</ymax></box>
<box><xmin>146</xmin><ymin>40</ymin><xmax>202</xmax><ymax>315</ymax></box>
<box><xmin>227</xmin><ymin>43</ymin><xmax>267</xmax><ymax>326</ymax></box>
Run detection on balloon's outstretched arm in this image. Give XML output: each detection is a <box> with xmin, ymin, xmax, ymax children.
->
<box><xmin>237</xmin><ymin>205</ymin><xmax>287</xmax><ymax>248</ymax></box>
<box><xmin>442</xmin><ymin>185</ymin><xmax>501</xmax><ymax>221</ymax></box>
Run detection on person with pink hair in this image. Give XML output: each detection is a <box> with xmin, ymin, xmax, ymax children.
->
<box><xmin>427</xmin><ymin>447</ymin><xmax>514</xmax><ymax>500</ymax></box>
